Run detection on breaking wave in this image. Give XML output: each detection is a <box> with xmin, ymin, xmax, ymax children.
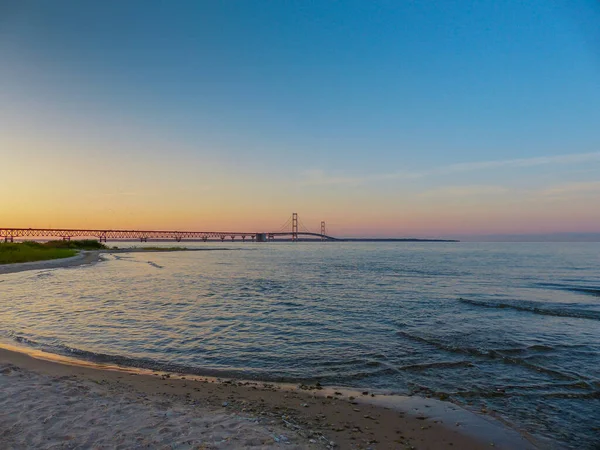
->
<box><xmin>458</xmin><ymin>298</ymin><xmax>600</xmax><ymax>321</ymax></box>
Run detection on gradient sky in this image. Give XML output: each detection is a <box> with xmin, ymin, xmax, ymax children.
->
<box><xmin>1</xmin><ymin>1</ymin><xmax>600</xmax><ymax>238</ymax></box>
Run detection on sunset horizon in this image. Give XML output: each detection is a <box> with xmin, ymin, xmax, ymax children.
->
<box><xmin>2</xmin><ymin>2</ymin><xmax>599</xmax><ymax>240</ymax></box>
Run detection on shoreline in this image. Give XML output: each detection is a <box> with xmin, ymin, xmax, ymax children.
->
<box><xmin>0</xmin><ymin>250</ymin><xmax>101</xmax><ymax>275</ymax></box>
<box><xmin>0</xmin><ymin>247</ymin><xmax>235</xmax><ymax>275</ymax></box>
<box><xmin>1</xmin><ymin>246</ymin><xmax>539</xmax><ymax>448</ymax></box>
<box><xmin>0</xmin><ymin>343</ymin><xmax>537</xmax><ymax>449</ymax></box>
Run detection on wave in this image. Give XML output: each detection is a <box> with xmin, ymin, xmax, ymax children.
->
<box><xmin>395</xmin><ymin>330</ymin><xmax>580</xmax><ymax>382</ymax></box>
<box><xmin>4</xmin><ymin>332</ymin><xmax>395</xmax><ymax>385</ymax></box>
<box><xmin>397</xmin><ymin>360</ymin><xmax>474</xmax><ymax>371</ymax></box>
<box><xmin>534</xmin><ymin>283</ymin><xmax>600</xmax><ymax>298</ymax></box>
<box><xmin>325</xmin><ymin>366</ymin><xmax>399</xmax><ymax>381</ymax></box>
<box><xmin>35</xmin><ymin>271</ymin><xmax>54</xmax><ymax>279</ymax></box>
<box><xmin>445</xmin><ymin>388</ymin><xmax>600</xmax><ymax>400</ymax></box>
<box><xmin>146</xmin><ymin>261</ymin><xmax>163</xmax><ymax>269</ymax></box>
<box><xmin>4</xmin><ymin>333</ymin><xmax>257</xmax><ymax>379</ymax></box>
<box><xmin>568</xmin><ymin>288</ymin><xmax>600</xmax><ymax>297</ymax></box>
<box><xmin>494</xmin><ymin>344</ymin><xmax>554</xmax><ymax>354</ymax></box>
<box><xmin>458</xmin><ymin>298</ymin><xmax>600</xmax><ymax>321</ymax></box>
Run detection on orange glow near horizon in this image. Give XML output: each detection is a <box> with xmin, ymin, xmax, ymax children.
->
<box><xmin>2</xmin><ymin>114</ymin><xmax>599</xmax><ymax>239</ymax></box>
<box><xmin>2</xmin><ymin>187</ymin><xmax>599</xmax><ymax>238</ymax></box>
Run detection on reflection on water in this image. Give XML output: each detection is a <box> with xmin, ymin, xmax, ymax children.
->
<box><xmin>1</xmin><ymin>242</ymin><xmax>599</xmax><ymax>448</ymax></box>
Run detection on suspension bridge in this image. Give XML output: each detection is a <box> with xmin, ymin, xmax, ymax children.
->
<box><xmin>0</xmin><ymin>213</ymin><xmax>338</xmax><ymax>243</ymax></box>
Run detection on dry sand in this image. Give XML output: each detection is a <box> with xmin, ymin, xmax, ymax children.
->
<box><xmin>0</xmin><ymin>358</ymin><xmax>307</xmax><ymax>449</ymax></box>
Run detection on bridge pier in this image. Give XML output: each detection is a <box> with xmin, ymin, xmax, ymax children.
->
<box><xmin>62</xmin><ymin>236</ymin><xmax>71</xmax><ymax>241</ymax></box>
<box><xmin>175</xmin><ymin>237</ymin><xmax>182</xmax><ymax>242</ymax></box>
<box><xmin>292</xmin><ymin>212</ymin><xmax>298</xmax><ymax>242</ymax></box>
<box><xmin>220</xmin><ymin>236</ymin><xmax>225</xmax><ymax>242</ymax></box>
<box><xmin>140</xmin><ymin>237</ymin><xmax>148</xmax><ymax>242</ymax></box>
<box><xmin>202</xmin><ymin>236</ymin><xmax>208</xmax><ymax>242</ymax></box>
<box><xmin>4</xmin><ymin>236</ymin><xmax>13</xmax><ymax>243</ymax></box>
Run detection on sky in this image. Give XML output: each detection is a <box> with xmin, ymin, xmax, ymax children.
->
<box><xmin>1</xmin><ymin>1</ymin><xmax>600</xmax><ymax>239</ymax></box>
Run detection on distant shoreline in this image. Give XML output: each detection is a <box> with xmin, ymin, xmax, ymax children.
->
<box><xmin>94</xmin><ymin>238</ymin><xmax>460</xmax><ymax>243</ymax></box>
<box><xmin>0</xmin><ymin>240</ymin><xmax>458</xmax><ymax>275</ymax></box>
<box><xmin>0</xmin><ymin>247</ymin><xmax>232</xmax><ymax>275</ymax></box>
<box><xmin>334</xmin><ymin>238</ymin><xmax>459</xmax><ymax>242</ymax></box>
<box><xmin>0</xmin><ymin>251</ymin><xmax>100</xmax><ymax>275</ymax></box>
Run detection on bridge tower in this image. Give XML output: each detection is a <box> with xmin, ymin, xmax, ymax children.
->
<box><xmin>292</xmin><ymin>212</ymin><xmax>298</xmax><ymax>242</ymax></box>
<box><xmin>321</xmin><ymin>221</ymin><xmax>326</xmax><ymax>240</ymax></box>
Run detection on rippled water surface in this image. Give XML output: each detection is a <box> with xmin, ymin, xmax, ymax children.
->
<box><xmin>1</xmin><ymin>242</ymin><xmax>599</xmax><ymax>448</ymax></box>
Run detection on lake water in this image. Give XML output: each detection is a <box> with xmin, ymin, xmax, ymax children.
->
<box><xmin>1</xmin><ymin>242</ymin><xmax>599</xmax><ymax>448</ymax></box>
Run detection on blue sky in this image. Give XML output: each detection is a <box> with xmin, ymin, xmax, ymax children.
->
<box><xmin>1</xmin><ymin>1</ymin><xmax>599</xmax><ymax>237</ymax></box>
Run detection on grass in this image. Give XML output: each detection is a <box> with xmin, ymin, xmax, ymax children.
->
<box><xmin>0</xmin><ymin>240</ymin><xmax>107</xmax><ymax>265</ymax></box>
<box><xmin>39</xmin><ymin>239</ymin><xmax>107</xmax><ymax>250</ymax></box>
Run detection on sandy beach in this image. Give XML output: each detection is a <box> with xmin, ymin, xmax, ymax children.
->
<box><xmin>0</xmin><ymin>346</ymin><xmax>537</xmax><ymax>449</ymax></box>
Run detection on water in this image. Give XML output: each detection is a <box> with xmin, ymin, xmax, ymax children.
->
<box><xmin>1</xmin><ymin>242</ymin><xmax>599</xmax><ymax>448</ymax></box>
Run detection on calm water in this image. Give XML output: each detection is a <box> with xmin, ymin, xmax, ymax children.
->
<box><xmin>1</xmin><ymin>242</ymin><xmax>599</xmax><ymax>448</ymax></box>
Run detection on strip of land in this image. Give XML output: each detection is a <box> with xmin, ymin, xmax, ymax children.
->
<box><xmin>0</xmin><ymin>247</ymin><xmax>232</xmax><ymax>275</ymax></box>
<box><xmin>0</xmin><ymin>250</ymin><xmax>101</xmax><ymax>275</ymax></box>
<box><xmin>0</xmin><ymin>346</ymin><xmax>534</xmax><ymax>449</ymax></box>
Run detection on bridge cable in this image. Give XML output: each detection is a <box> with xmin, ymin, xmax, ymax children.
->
<box><xmin>276</xmin><ymin>216</ymin><xmax>293</xmax><ymax>233</ymax></box>
<box><xmin>297</xmin><ymin>217</ymin><xmax>313</xmax><ymax>234</ymax></box>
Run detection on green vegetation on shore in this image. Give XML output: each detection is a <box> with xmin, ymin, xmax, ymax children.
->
<box><xmin>0</xmin><ymin>240</ymin><xmax>106</xmax><ymax>265</ymax></box>
<box><xmin>40</xmin><ymin>240</ymin><xmax>107</xmax><ymax>250</ymax></box>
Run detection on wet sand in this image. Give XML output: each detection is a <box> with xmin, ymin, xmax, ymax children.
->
<box><xmin>0</xmin><ymin>347</ymin><xmax>536</xmax><ymax>449</ymax></box>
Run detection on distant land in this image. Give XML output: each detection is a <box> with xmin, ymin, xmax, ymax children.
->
<box><xmin>452</xmin><ymin>233</ymin><xmax>600</xmax><ymax>242</ymax></box>
<box><xmin>332</xmin><ymin>238</ymin><xmax>459</xmax><ymax>242</ymax></box>
<box><xmin>104</xmin><ymin>238</ymin><xmax>459</xmax><ymax>243</ymax></box>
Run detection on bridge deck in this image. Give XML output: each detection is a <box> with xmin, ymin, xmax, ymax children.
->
<box><xmin>0</xmin><ymin>228</ymin><xmax>337</xmax><ymax>242</ymax></box>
